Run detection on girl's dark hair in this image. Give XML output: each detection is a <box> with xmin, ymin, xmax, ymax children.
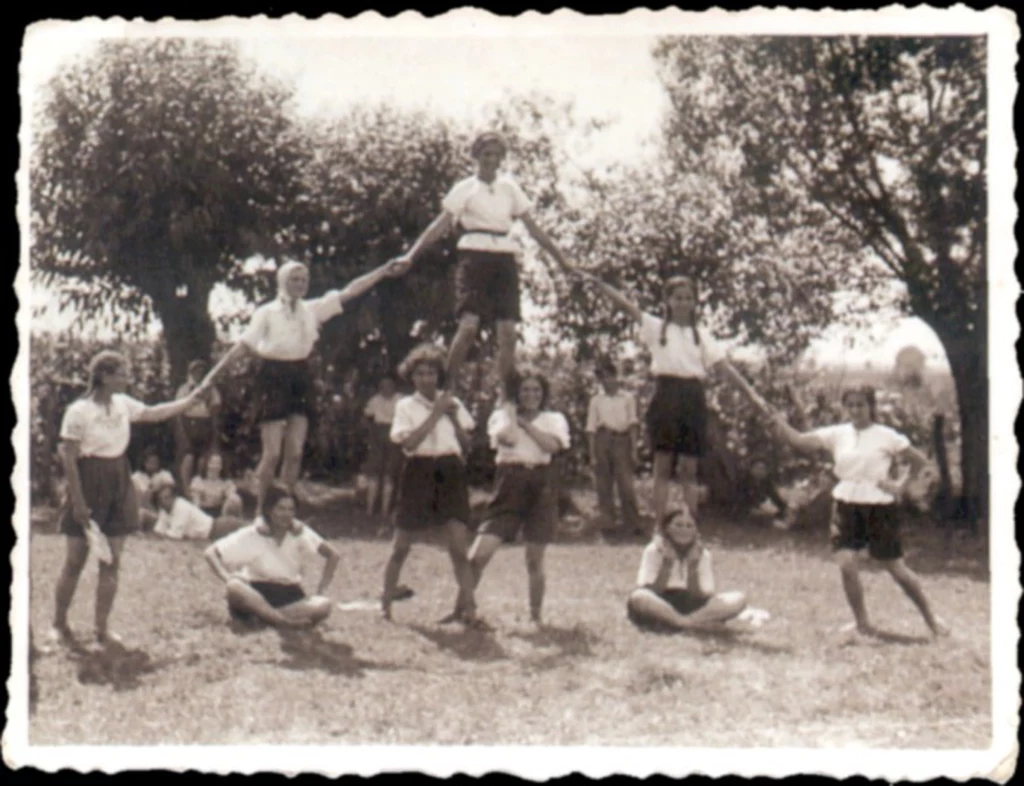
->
<box><xmin>199</xmin><ymin>450</ymin><xmax>227</xmax><ymax>477</ymax></box>
<box><xmin>471</xmin><ymin>131</ymin><xmax>509</xmax><ymax>159</ymax></box>
<box><xmin>141</xmin><ymin>445</ymin><xmax>161</xmax><ymax>462</ymax></box>
<box><xmin>87</xmin><ymin>350</ymin><xmax>126</xmax><ymax>393</ymax></box>
<box><xmin>841</xmin><ymin>385</ymin><xmax>877</xmax><ymax>421</ymax></box>
<box><xmin>187</xmin><ymin>359</ymin><xmax>208</xmax><ymax>377</ymax></box>
<box><xmin>262</xmin><ymin>484</ymin><xmax>295</xmax><ymax>516</ymax></box>
<box><xmin>398</xmin><ymin>343</ymin><xmax>447</xmax><ymax>389</ymax></box>
<box><xmin>659</xmin><ymin>509</ymin><xmax>701</xmax><ymax>561</ymax></box>
<box><xmin>506</xmin><ymin>367</ymin><xmax>551</xmax><ymax>410</ymax></box>
<box><xmin>595</xmin><ymin>357</ymin><xmax>617</xmax><ymax>378</ymax></box>
<box><xmin>659</xmin><ymin>276</ymin><xmax>700</xmax><ymax>347</ymax></box>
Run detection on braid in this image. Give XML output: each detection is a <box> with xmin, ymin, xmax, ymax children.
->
<box><xmin>659</xmin><ymin>306</ymin><xmax>670</xmax><ymax>346</ymax></box>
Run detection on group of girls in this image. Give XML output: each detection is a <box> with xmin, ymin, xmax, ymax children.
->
<box><xmin>45</xmin><ymin>130</ymin><xmax>948</xmax><ymax>650</ymax></box>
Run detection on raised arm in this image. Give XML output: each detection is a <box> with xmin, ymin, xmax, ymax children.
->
<box><xmin>199</xmin><ymin>342</ymin><xmax>250</xmax><ymax>390</ymax></box>
<box><xmin>576</xmin><ymin>273</ymin><xmax>643</xmax><ymax>324</ymax></box>
<box><xmin>133</xmin><ymin>387</ymin><xmax>211</xmax><ymax>424</ymax></box>
<box><xmin>337</xmin><ymin>259</ymin><xmax>409</xmax><ymax>305</ymax></box>
<box><xmin>715</xmin><ymin>361</ymin><xmax>774</xmax><ymax>416</ymax></box>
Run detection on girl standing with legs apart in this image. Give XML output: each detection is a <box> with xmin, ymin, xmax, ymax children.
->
<box><xmin>383</xmin><ymin>344</ymin><xmax>479</xmax><ymax>626</ymax></box>
<box><xmin>390</xmin><ymin>132</ymin><xmax>572</xmax><ymax>396</ymax></box>
<box><xmin>47</xmin><ymin>350</ymin><xmax>212</xmax><ymax>650</ymax></box>
<box><xmin>768</xmin><ymin>386</ymin><xmax>950</xmax><ymax>640</ymax></box>
<box><xmin>200</xmin><ymin>258</ymin><xmax>405</xmax><ymax>512</ymax></box>
<box><xmin>443</xmin><ymin>369</ymin><xmax>571</xmax><ymax>628</ymax></box>
<box><xmin>577</xmin><ymin>272</ymin><xmax>755</xmax><ymax>532</ymax></box>
<box><xmin>627</xmin><ymin>507</ymin><xmax>749</xmax><ymax>632</ymax></box>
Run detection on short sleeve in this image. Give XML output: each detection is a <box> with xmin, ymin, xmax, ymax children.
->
<box><xmin>308</xmin><ymin>291</ymin><xmax>344</xmax><ymax>325</ymax></box>
<box><xmin>363</xmin><ymin>395</ymin><xmax>378</xmax><ymax>419</ymax></box>
<box><xmin>298</xmin><ymin>523</ymin><xmax>326</xmax><ymax>556</ymax></box>
<box><xmin>122</xmin><ymin>395</ymin><xmax>148</xmax><ymax>423</ymax></box>
<box><xmin>638</xmin><ymin>312</ymin><xmax>662</xmax><ymax>350</ymax></box>
<box><xmin>441</xmin><ymin>178</ymin><xmax>474</xmax><ymax>219</ymax></box>
<box><xmin>545</xmin><ymin>412</ymin><xmax>571</xmax><ymax>450</ymax></box>
<box><xmin>487</xmin><ymin>408</ymin><xmax>512</xmax><ymax>448</ymax></box>
<box><xmin>809</xmin><ymin>424</ymin><xmax>842</xmax><ymax>455</ymax></box>
<box><xmin>584</xmin><ymin>396</ymin><xmax>599</xmax><ymax>433</ymax></box>
<box><xmin>240</xmin><ymin>305</ymin><xmax>269</xmax><ymax>349</ymax></box>
<box><xmin>59</xmin><ymin>402</ymin><xmax>88</xmax><ymax>443</ymax></box>
<box><xmin>883</xmin><ymin>426</ymin><xmax>912</xmax><ymax>455</ymax></box>
<box><xmin>455</xmin><ymin>398</ymin><xmax>475</xmax><ymax>431</ymax></box>
<box><xmin>698</xmin><ymin>328</ymin><xmax>727</xmax><ymax>368</ymax></box>
<box><xmin>390</xmin><ymin>398</ymin><xmax>416</xmax><ymax>444</ymax></box>
<box><xmin>636</xmin><ymin>540</ymin><xmax>671</xmax><ymax>589</ymax></box>
<box><xmin>154</xmin><ymin>510</ymin><xmax>175</xmax><ymax>539</ymax></box>
<box><xmin>507</xmin><ymin>178</ymin><xmax>533</xmax><ymax>217</ymax></box>
<box><xmin>213</xmin><ymin>526</ymin><xmax>252</xmax><ymax>563</ymax></box>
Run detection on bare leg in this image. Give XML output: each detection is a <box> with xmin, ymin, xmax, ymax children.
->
<box><xmin>365</xmin><ymin>477</ymin><xmax>380</xmax><ymax>516</ymax></box>
<box><xmin>652</xmin><ymin>452</ymin><xmax>675</xmax><ymax>531</ymax></box>
<box><xmin>380</xmin><ymin>479</ymin><xmax>395</xmax><ymax>519</ymax></box>
<box><xmin>226</xmin><ymin>578</ymin><xmax>295</xmax><ymax>627</ymax></box>
<box><xmin>278</xmin><ymin>596</ymin><xmax>333</xmax><ymax>627</ymax></box>
<box><xmin>280</xmin><ymin>414</ymin><xmax>309</xmax><ymax>491</ymax></box>
<box><xmin>524</xmin><ymin>542</ymin><xmax>547</xmax><ymax>625</ymax></box>
<box><xmin>835</xmin><ymin>549</ymin><xmax>873</xmax><ymax>633</ymax></box>
<box><xmin>95</xmin><ymin>536</ymin><xmax>126</xmax><ymax>642</ymax></box>
<box><xmin>443</xmin><ymin>531</ymin><xmax>502</xmax><ymax>622</ymax></box>
<box><xmin>382</xmin><ymin>529</ymin><xmax>413</xmax><ymax>620</ymax></box>
<box><xmin>678</xmin><ymin>455</ymin><xmax>700</xmax><ymax>519</ymax></box>
<box><xmin>446</xmin><ymin>313</ymin><xmax>480</xmax><ymax>393</ymax></box>
<box><xmin>495</xmin><ymin>319</ymin><xmax>518</xmax><ymax>398</ymax></box>
<box><xmin>179</xmin><ymin>453</ymin><xmax>196</xmax><ymax>494</ymax></box>
<box><xmin>53</xmin><ymin>536</ymin><xmax>90</xmax><ymax>632</ymax></box>
<box><xmin>445</xmin><ymin>520</ymin><xmax>478</xmax><ymax>622</ymax></box>
<box><xmin>682</xmin><ymin>590</ymin><xmax>747</xmax><ymax>626</ymax></box>
<box><xmin>256</xmin><ymin>421</ymin><xmax>286</xmax><ymax>513</ymax></box>
<box><xmin>882</xmin><ymin>558</ymin><xmax>950</xmax><ymax>637</ymax></box>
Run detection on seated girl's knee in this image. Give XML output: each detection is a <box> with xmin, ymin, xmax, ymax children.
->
<box><xmin>225</xmin><ymin>577</ymin><xmax>249</xmax><ymax>598</ymax></box>
<box><xmin>309</xmin><ymin>596</ymin><xmax>332</xmax><ymax>620</ymax></box>
<box><xmin>719</xmin><ymin>590</ymin><xmax>747</xmax><ymax>613</ymax></box>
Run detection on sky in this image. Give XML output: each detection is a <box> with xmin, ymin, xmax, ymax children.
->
<box><xmin>20</xmin><ymin>18</ymin><xmax>952</xmax><ymax>372</ymax></box>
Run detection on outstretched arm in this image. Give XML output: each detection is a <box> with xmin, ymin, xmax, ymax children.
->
<box><xmin>716</xmin><ymin>361</ymin><xmax>774</xmax><ymax>416</ymax></box>
<box><xmin>337</xmin><ymin>258</ymin><xmax>408</xmax><ymax>305</ymax></box>
<box><xmin>396</xmin><ymin>212</ymin><xmax>456</xmax><ymax>266</ymax></box>
<box><xmin>576</xmin><ymin>273</ymin><xmax>643</xmax><ymax>324</ymax></box>
<box><xmin>134</xmin><ymin>388</ymin><xmax>211</xmax><ymax>424</ymax></box>
<box><xmin>519</xmin><ymin>213</ymin><xmax>571</xmax><ymax>273</ymax></box>
<box><xmin>199</xmin><ymin>342</ymin><xmax>250</xmax><ymax>390</ymax></box>
<box><xmin>770</xmin><ymin>413</ymin><xmax>827</xmax><ymax>455</ymax></box>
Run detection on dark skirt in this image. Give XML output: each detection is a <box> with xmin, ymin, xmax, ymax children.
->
<box><xmin>645</xmin><ymin>376</ymin><xmax>709</xmax><ymax>457</ymax></box>
<box><xmin>59</xmin><ymin>455</ymin><xmax>140</xmax><ymax>538</ymax></box>
<box><xmin>254</xmin><ymin>359</ymin><xmax>316</xmax><ymax>424</ymax></box>
<box><xmin>394</xmin><ymin>455</ymin><xmax>471</xmax><ymax>531</ymax></box>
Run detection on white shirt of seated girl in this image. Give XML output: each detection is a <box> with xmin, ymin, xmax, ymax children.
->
<box><xmin>442</xmin><ymin>175</ymin><xmax>532</xmax><ymax>254</ymax></box>
<box><xmin>810</xmin><ymin>422</ymin><xmax>911</xmax><ymax>505</ymax></box>
<box><xmin>390</xmin><ymin>393</ymin><xmax>475</xmax><ymax>458</ymax></box>
<box><xmin>240</xmin><ymin>292</ymin><xmax>344</xmax><ymax>361</ymax></box>
<box><xmin>638</xmin><ymin>313</ymin><xmax>726</xmax><ymax>379</ymax></box>
<box><xmin>636</xmin><ymin>535</ymin><xmax>715</xmax><ymax>595</ymax></box>
<box><xmin>488</xmin><ymin>408</ymin><xmax>570</xmax><ymax>467</ymax></box>
<box><xmin>212</xmin><ymin>519</ymin><xmax>325</xmax><ymax>585</ymax></box>
<box><xmin>154</xmin><ymin>497</ymin><xmax>214</xmax><ymax>541</ymax></box>
<box><xmin>132</xmin><ymin>469</ymin><xmax>176</xmax><ymax>501</ymax></box>
<box><xmin>60</xmin><ymin>394</ymin><xmax>148</xmax><ymax>459</ymax></box>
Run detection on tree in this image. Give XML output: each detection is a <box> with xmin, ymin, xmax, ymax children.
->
<box><xmin>31</xmin><ymin>38</ymin><xmax>307</xmax><ymax>382</ymax></box>
<box><xmin>653</xmin><ymin>36</ymin><xmax>988</xmax><ymax>526</ymax></box>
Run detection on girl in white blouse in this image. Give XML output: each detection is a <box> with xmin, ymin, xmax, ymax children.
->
<box><xmin>201</xmin><ymin>258</ymin><xmax>405</xmax><ymax>513</ymax></box>
<box><xmin>48</xmin><ymin>350</ymin><xmax>210</xmax><ymax>650</ymax></box>
<box><xmin>769</xmin><ymin>386</ymin><xmax>950</xmax><ymax>640</ymax></box>
<box><xmin>576</xmin><ymin>271</ymin><xmax>755</xmax><ymax>530</ymax></box>
<box><xmin>443</xmin><ymin>369</ymin><xmax>571</xmax><ymax>629</ymax></box>
<box><xmin>390</xmin><ymin>132</ymin><xmax>572</xmax><ymax>397</ymax></box>
<box><xmin>383</xmin><ymin>343</ymin><xmax>479</xmax><ymax>626</ymax></box>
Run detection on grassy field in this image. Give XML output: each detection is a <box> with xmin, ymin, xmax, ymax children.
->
<box><xmin>27</xmin><ymin>497</ymin><xmax>991</xmax><ymax>749</ymax></box>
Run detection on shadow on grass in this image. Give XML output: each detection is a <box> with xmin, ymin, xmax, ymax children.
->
<box><xmin>408</xmin><ymin>623</ymin><xmax>509</xmax><ymax>663</ymax></box>
<box><xmin>643</xmin><ymin>625</ymin><xmax>795</xmax><ymax>657</ymax></box>
<box><xmin>68</xmin><ymin>641</ymin><xmax>171</xmax><ymax>691</ymax></box>
<box><xmin>275</xmin><ymin>629</ymin><xmax>404</xmax><ymax>677</ymax></box>
<box><xmin>868</xmin><ymin>628</ymin><xmax>934</xmax><ymax>647</ymax></box>
<box><xmin>509</xmin><ymin>623</ymin><xmax>598</xmax><ymax>658</ymax></box>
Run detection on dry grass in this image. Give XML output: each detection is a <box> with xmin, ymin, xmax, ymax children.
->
<box><xmin>27</xmin><ymin>499</ymin><xmax>991</xmax><ymax>748</ymax></box>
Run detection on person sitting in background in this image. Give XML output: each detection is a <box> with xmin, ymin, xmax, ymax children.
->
<box><xmin>585</xmin><ymin>358</ymin><xmax>643</xmax><ymax>539</ymax></box>
<box><xmin>188</xmin><ymin>451</ymin><xmax>244</xmax><ymax>519</ymax></box>
<box><xmin>732</xmin><ymin>456</ymin><xmax>789</xmax><ymax>529</ymax></box>
<box><xmin>174</xmin><ymin>359</ymin><xmax>223</xmax><ymax>490</ymax></box>
<box><xmin>152</xmin><ymin>478</ymin><xmax>246</xmax><ymax>541</ymax></box>
<box><xmin>626</xmin><ymin>508</ymin><xmax>749</xmax><ymax>632</ymax></box>
<box><xmin>204</xmin><ymin>485</ymin><xmax>340</xmax><ymax>629</ymax></box>
<box><xmin>131</xmin><ymin>447</ymin><xmax>175</xmax><ymax>529</ymax></box>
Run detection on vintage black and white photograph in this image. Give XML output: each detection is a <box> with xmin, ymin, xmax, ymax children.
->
<box><xmin>8</xmin><ymin>7</ymin><xmax>1019</xmax><ymax>779</ymax></box>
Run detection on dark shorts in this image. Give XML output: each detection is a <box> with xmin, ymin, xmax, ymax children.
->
<box><xmin>646</xmin><ymin>376</ymin><xmax>708</xmax><ymax>457</ymax></box>
<box><xmin>229</xmin><ymin>580</ymin><xmax>306</xmax><ymax>623</ymax></box>
<box><xmin>59</xmin><ymin>456</ymin><xmax>140</xmax><ymax>538</ymax></box>
<box><xmin>394</xmin><ymin>455</ymin><xmax>471</xmax><ymax>531</ymax></box>
<box><xmin>178</xmin><ymin>416</ymin><xmax>216</xmax><ymax>456</ymax></box>
<box><xmin>365</xmin><ymin>422</ymin><xmax>403</xmax><ymax>478</ymax></box>
<box><xmin>627</xmin><ymin>587</ymin><xmax>709</xmax><ymax>631</ymax></box>
<box><xmin>454</xmin><ymin>250</ymin><xmax>521</xmax><ymax>324</ymax></box>
<box><xmin>478</xmin><ymin>464</ymin><xmax>559</xmax><ymax>544</ymax></box>
<box><xmin>255</xmin><ymin>359</ymin><xmax>316</xmax><ymax>423</ymax></box>
<box><xmin>831</xmin><ymin>502</ymin><xmax>904</xmax><ymax>561</ymax></box>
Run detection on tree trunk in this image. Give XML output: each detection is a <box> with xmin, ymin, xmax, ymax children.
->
<box><xmin>153</xmin><ymin>281</ymin><xmax>216</xmax><ymax>385</ymax></box>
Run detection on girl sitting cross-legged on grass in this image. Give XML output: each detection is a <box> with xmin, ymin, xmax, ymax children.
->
<box><xmin>204</xmin><ymin>485</ymin><xmax>340</xmax><ymax>629</ymax></box>
<box><xmin>626</xmin><ymin>508</ymin><xmax>749</xmax><ymax>632</ymax></box>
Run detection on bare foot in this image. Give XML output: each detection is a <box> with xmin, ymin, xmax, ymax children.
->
<box><xmin>931</xmin><ymin>617</ymin><xmax>952</xmax><ymax>638</ymax></box>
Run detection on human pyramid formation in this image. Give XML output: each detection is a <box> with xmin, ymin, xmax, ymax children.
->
<box><xmin>45</xmin><ymin>131</ymin><xmax>950</xmax><ymax>652</ymax></box>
